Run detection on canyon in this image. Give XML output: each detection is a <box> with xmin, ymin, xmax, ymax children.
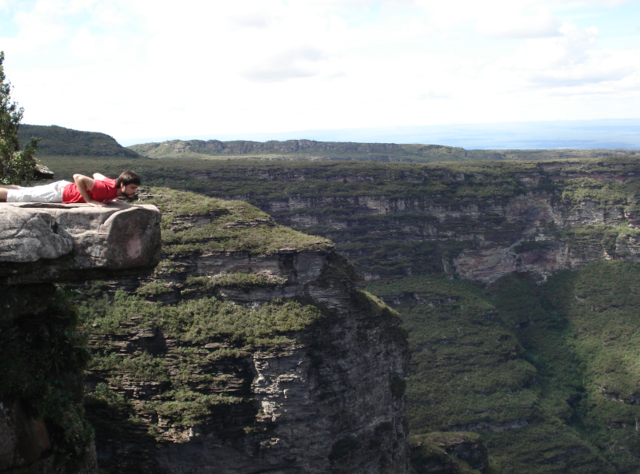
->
<box><xmin>10</xmin><ymin>130</ymin><xmax>640</xmax><ymax>472</ymax></box>
<box><xmin>0</xmin><ymin>193</ymin><xmax>412</xmax><ymax>474</ymax></box>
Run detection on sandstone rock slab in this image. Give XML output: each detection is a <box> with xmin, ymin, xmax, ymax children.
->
<box><xmin>0</xmin><ymin>202</ymin><xmax>161</xmax><ymax>284</ymax></box>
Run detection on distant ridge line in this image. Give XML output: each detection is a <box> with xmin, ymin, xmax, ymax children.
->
<box><xmin>128</xmin><ymin>138</ymin><xmax>640</xmax><ymax>163</ymax></box>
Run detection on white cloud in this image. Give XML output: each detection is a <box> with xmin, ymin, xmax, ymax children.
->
<box><xmin>230</xmin><ymin>12</ymin><xmax>274</xmax><ymax>29</ymax></box>
<box><xmin>242</xmin><ymin>47</ymin><xmax>328</xmax><ymax>82</ymax></box>
<box><xmin>476</xmin><ymin>6</ymin><xmax>561</xmax><ymax>38</ymax></box>
<box><xmin>497</xmin><ymin>24</ymin><xmax>639</xmax><ymax>88</ymax></box>
<box><xmin>4</xmin><ymin>0</ymin><xmax>640</xmax><ymax>140</ymax></box>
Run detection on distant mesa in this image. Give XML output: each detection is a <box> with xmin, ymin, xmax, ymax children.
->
<box><xmin>129</xmin><ymin>137</ymin><xmax>640</xmax><ymax>163</ymax></box>
<box><xmin>20</xmin><ymin>123</ymin><xmax>640</xmax><ymax>163</ymax></box>
<box><xmin>19</xmin><ymin>124</ymin><xmax>140</xmax><ymax>158</ymax></box>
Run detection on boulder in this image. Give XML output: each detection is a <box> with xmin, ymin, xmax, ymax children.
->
<box><xmin>0</xmin><ymin>201</ymin><xmax>162</xmax><ymax>284</ymax></box>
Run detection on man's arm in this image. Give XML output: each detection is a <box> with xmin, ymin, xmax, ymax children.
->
<box><xmin>93</xmin><ymin>173</ymin><xmax>107</xmax><ymax>181</ymax></box>
<box><xmin>73</xmin><ymin>174</ymin><xmax>106</xmax><ymax>207</ymax></box>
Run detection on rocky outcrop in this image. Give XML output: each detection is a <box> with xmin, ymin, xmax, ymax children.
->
<box><xmin>219</xmin><ymin>161</ymin><xmax>640</xmax><ymax>283</ymax></box>
<box><xmin>410</xmin><ymin>432</ymin><xmax>489</xmax><ymax>474</ymax></box>
<box><xmin>0</xmin><ymin>202</ymin><xmax>162</xmax><ymax>284</ymax></box>
<box><xmin>264</xmin><ymin>190</ymin><xmax>640</xmax><ymax>283</ymax></box>
<box><xmin>80</xmin><ymin>191</ymin><xmax>411</xmax><ymax>474</ymax></box>
<box><xmin>0</xmin><ymin>202</ymin><xmax>162</xmax><ymax>474</ymax></box>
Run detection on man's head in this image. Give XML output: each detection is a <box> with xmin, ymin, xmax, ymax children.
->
<box><xmin>116</xmin><ymin>170</ymin><xmax>141</xmax><ymax>199</ymax></box>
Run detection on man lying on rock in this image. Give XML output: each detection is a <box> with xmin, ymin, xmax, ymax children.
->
<box><xmin>0</xmin><ymin>170</ymin><xmax>140</xmax><ymax>207</ymax></box>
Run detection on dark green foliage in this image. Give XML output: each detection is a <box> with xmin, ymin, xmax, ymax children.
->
<box><xmin>367</xmin><ymin>273</ymin><xmax>619</xmax><ymax>473</ymax></box>
<box><xmin>411</xmin><ymin>432</ymin><xmax>487</xmax><ymax>474</ymax></box>
<box><xmin>399</xmin><ymin>263</ymin><xmax>640</xmax><ymax>473</ymax></box>
<box><xmin>82</xmin><ymin>290</ymin><xmax>329</xmax><ymax>348</ymax></box>
<box><xmin>0</xmin><ymin>51</ymin><xmax>39</xmax><ymax>184</ymax></box>
<box><xmin>0</xmin><ymin>285</ymin><xmax>93</xmax><ymax>471</ymax></box>
<box><xmin>329</xmin><ymin>436</ymin><xmax>360</xmax><ymax>460</ymax></box>
<box><xmin>538</xmin><ymin>261</ymin><xmax>640</xmax><ymax>471</ymax></box>
<box><xmin>18</xmin><ymin>124</ymin><xmax>140</xmax><ymax>157</ymax></box>
<box><xmin>391</xmin><ymin>374</ymin><xmax>406</xmax><ymax>398</ymax></box>
<box><xmin>366</xmin><ymin>275</ymin><xmax>535</xmax><ymax>431</ymax></box>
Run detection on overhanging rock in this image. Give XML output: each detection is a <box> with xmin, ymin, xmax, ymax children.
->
<box><xmin>0</xmin><ymin>201</ymin><xmax>162</xmax><ymax>284</ymax></box>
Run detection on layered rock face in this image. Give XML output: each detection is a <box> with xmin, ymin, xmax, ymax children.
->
<box><xmin>0</xmin><ymin>202</ymin><xmax>161</xmax><ymax>474</ymax></box>
<box><xmin>81</xmin><ymin>191</ymin><xmax>410</xmax><ymax>474</ymax></box>
<box><xmin>219</xmin><ymin>161</ymin><xmax>640</xmax><ymax>283</ymax></box>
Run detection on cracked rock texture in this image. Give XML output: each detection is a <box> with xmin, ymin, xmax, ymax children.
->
<box><xmin>208</xmin><ymin>161</ymin><xmax>640</xmax><ymax>283</ymax></box>
<box><xmin>81</xmin><ymin>192</ymin><xmax>410</xmax><ymax>474</ymax></box>
<box><xmin>88</xmin><ymin>249</ymin><xmax>410</xmax><ymax>474</ymax></box>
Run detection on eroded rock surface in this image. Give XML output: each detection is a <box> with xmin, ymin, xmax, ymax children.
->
<box><xmin>78</xmin><ymin>192</ymin><xmax>410</xmax><ymax>474</ymax></box>
<box><xmin>0</xmin><ymin>202</ymin><xmax>162</xmax><ymax>474</ymax></box>
<box><xmin>88</xmin><ymin>249</ymin><xmax>410</xmax><ymax>474</ymax></box>
<box><xmin>0</xmin><ymin>202</ymin><xmax>162</xmax><ymax>284</ymax></box>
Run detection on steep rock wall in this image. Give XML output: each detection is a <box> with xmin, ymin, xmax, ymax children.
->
<box><xmin>0</xmin><ymin>202</ymin><xmax>162</xmax><ymax>474</ymax></box>
<box><xmin>79</xmin><ymin>191</ymin><xmax>410</xmax><ymax>474</ymax></box>
<box><xmin>264</xmin><ymin>192</ymin><xmax>637</xmax><ymax>283</ymax></box>
<box><xmin>194</xmin><ymin>160</ymin><xmax>640</xmax><ymax>283</ymax></box>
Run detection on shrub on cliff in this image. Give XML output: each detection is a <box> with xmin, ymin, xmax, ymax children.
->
<box><xmin>0</xmin><ymin>51</ymin><xmax>39</xmax><ymax>184</ymax></box>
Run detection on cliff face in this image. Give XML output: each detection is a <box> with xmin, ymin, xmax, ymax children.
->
<box><xmin>224</xmin><ymin>160</ymin><xmax>640</xmax><ymax>283</ymax></box>
<box><xmin>79</xmin><ymin>158</ymin><xmax>639</xmax><ymax>284</ymax></box>
<box><xmin>79</xmin><ymin>189</ymin><xmax>410</xmax><ymax>474</ymax></box>
<box><xmin>268</xmin><ymin>189</ymin><xmax>639</xmax><ymax>283</ymax></box>
<box><xmin>0</xmin><ymin>202</ymin><xmax>162</xmax><ymax>474</ymax></box>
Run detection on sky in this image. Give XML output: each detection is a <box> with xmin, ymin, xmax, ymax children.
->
<box><xmin>2</xmin><ymin>0</ymin><xmax>640</xmax><ymax>146</ymax></box>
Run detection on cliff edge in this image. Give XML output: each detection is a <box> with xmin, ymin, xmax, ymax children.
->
<box><xmin>76</xmin><ymin>188</ymin><xmax>411</xmax><ymax>473</ymax></box>
<box><xmin>0</xmin><ymin>202</ymin><xmax>162</xmax><ymax>474</ymax></box>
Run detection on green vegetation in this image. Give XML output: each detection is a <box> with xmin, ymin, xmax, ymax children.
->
<box><xmin>0</xmin><ymin>285</ymin><xmax>93</xmax><ymax>471</ymax></box>
<box><xmin>0</xmin><ymin>51</ymin><xmax>39</xmax><ymax>184</ymax></box>
<box><xmin>208</xmin><ymin>271</ymin><xmax>287</xmax><ymax>289</ymax></box>
<box><xmin>541</xmin><ymin>261</ymin><xmax>640</xmax><ymax>469</ymax></box>
<box><xmin>144</xmin><ymin>187</ymin><xmax>332</xmax><ymax>255</ymax></box>
<box><xmin>368</xmin><ymin>262</ymin><xmax>640</xmax><ymax>473</ymax></box>
<box><xmin>78</xmin><ymin>285</ymin><xmax>337</xmax><ymax>472</ymax></box>
<box><xmin>411</xmin><ymin>432</ymin><xmax>488</xmax><ymax>474</ymax></box>
<box><xmin>18</xmin><ymin>124</ymin><xmax>140</xmax><ymax>157</ymax></box>
<box><xmin>366</xmin><ymin>275</ymin><xmax>537</xmax><ymax>433</ymax></box>
<box><xmin>28</xmin><ymin>143</ymin><xmax>640</xmax><ymax>471</ymax></box>
<box><xmin>83</xmin><ymin>291</ymin><xmax>331</xmax><ymax>349</ymax></box>
<box><xmin>128</xmin><ymin>138</ymin><xmax>639</xmax><ymax>163</ymax></box>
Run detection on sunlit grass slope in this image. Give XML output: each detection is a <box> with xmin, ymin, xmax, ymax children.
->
<box><xmin>147</xmin><ymin>187</ymin><xmax>331</xmax><ymax>255</ymax></box>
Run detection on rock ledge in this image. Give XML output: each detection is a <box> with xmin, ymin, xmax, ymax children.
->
<box><xmin>0</xmin><ymin>201</ymin><xmax>162</xmax><ymax>284</ymax></box>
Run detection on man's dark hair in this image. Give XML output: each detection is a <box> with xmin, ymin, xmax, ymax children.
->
<box><xmin>116</xmin><ymin>170</ymin><xmax>141</xmax><ymax>187</ymax></box>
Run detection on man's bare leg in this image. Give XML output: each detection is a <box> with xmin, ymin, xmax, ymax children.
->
<box><xmin>0</xmin><ymin>185</ymin><xmax>21</xmax><ymax>201</ymax></box>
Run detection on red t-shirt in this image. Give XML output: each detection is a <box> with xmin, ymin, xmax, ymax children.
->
<box><xmin>62</xmin><ymin>178</ymin><xmax>118</xmax><ymax>204</ymax></box>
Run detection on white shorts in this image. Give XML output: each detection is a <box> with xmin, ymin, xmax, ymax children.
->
<box><xmin>6</xmin><ymin>180</ymin><xmax>72</xmax><ymax>203</ymax></box>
